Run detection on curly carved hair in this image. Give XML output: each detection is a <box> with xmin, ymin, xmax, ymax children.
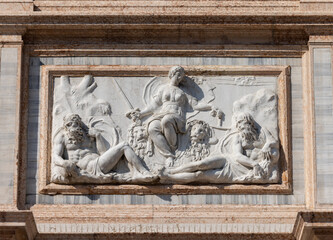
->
<box><xmin>168</xmin><ymin>66</ymin><xmax>185</xmax><ymax>79</ymax></box>
<box><xmin>184</xmin><ymin>120</ymin><xmax>212</xmax><ymax>161</ymax></box>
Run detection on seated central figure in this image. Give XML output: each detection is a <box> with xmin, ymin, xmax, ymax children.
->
<box><xmin>130</xmin><ymin>66</ymin><xmax>219</xmax><ymax>166</ymax></box>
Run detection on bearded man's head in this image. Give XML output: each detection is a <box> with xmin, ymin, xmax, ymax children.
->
<box><xmin>128</xmin><ymin>124</ymin><xmax>148</xmax><ymax>159</ymax></box>
<box><xmin>235</xmin><ymin>113</ymin><xmax>258</xmax><ymax>142</ymax></box>
<box><xmin>185</xmin><ymin>120</ymin><xmax>211</xmax><ymax>161</ymax></box>
<box><xmin>63</xmin><ymin>114</ymin><xmax>85</xmax><ymax>144</ymax></box>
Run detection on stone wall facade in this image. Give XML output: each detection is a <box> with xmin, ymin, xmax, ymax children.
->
<box><xmin>0</xmin><ymin>1</ymin><xmax>333</xmax><ymax>239</ymax></box>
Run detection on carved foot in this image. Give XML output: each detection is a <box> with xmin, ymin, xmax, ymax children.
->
<box><xmin>51</xmin><ymin>173</ymin><xmax>70</xmax><ymax>184</ymax></box>
<box><xmin>112</xmin><ymin>172</ymin><xmax>132</xmax><ymax>183</ymax></box>
<box><xmin>157</xmin><ymin>167</ymin><xmax>171</xmax><ymax>184</ymax></box>
<box><xmin>165</xmin><ymin>166</ymin><xmax>180</xmax><ymax>175</ymax></box>
<box><xmin>132</xmin><ymin>171</ymin><xmax>157</xmax><ymax>183</ymax></box>
<box><xmin>165</xmin><ymin>157</ymin><xmax>174</xmax><ymax>167</ymax></box>
<box><xmin>253</xmin><ymin>164</ymin><xmax>264</xmax><ymax>179</ymax></box>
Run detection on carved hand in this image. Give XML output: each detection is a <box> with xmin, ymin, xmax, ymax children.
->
<box><xmin>210</xmin><ymin>107</ymin><xmax>223</xmax><ymax>126</ymax></box>
<box><xmin>99</xmin><ymin>103</ymin><xmax>111</xmax><ymax>115</ymax></box>
<box><xmin>260</xmin><ymin>147</ymin><xmax>272</xmax><ymax>160</ymax></box>
<box><xmin>126</xmin><ymin>108</ymin><xmax>142</xmax><ymax>121</ymax></box>
<box><xmin>211</xmin><ymin>107</ymin><xmax>223</xmax><ymax>118</ymax></box>
<box><xmin>88</xmin><ymin>127</ymin><xmax>100</xmax><ymax>138</ymax></box>
<box><xmin>253</xmin><ymin>164</ymin><xmax>264</xmax><ymax>178</ymax></box>
<box><xmin>63</xmin><ymin>160</ymin><xmax>77</xmax><ymax>174</ymax></box>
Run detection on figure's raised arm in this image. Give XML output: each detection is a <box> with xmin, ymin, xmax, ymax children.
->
<box><xmin>88</xmin><ymin>127</ymin><xmax>108</xmax><ymax>155</ymax></box>
<box><xmin>189</xmin><ymin>97</ymin><xmax>223</xmax><ymax>124</ymax></box>
<box><xmin>127</xmin><ymin>88</ymin><xmax>163</xmax><ymax>121</ymax></box>
<box><xmin>52</xmin><ymin>130</ymin><xmax>76</xmax><ymax>172</ymax></box>
<box><xmin>140</xmin><ymin>88</ymin><xmax>163</xmax><ymax>117</ymax></box>
<box><xmin>52</xmin><ymin>131</ymin><xmax>67</xmax><ymax>167</ymax></box>
<box><xmin>190</xmin><ymin>97</ymin><xmax>211</xmax><ymax>111</ymax></box>
<box><xmin>258</xmin><ymin>127</ymin><xmax>279</xmax><ymax>161</ymax></box>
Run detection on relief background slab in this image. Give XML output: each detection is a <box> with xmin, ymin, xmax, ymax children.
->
<box><xmin>26</xmin><ymin>56</ymin><xmax>304</xmax><ymax>205</ymax></box>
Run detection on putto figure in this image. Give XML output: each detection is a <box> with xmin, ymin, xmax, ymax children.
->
<box><xmin>128</xmin><ymin>66</ymin><xmax>221</xmax><ymax>166</ymax></box>
<box><xmin>51</xmin><ymin>114</ymin><xmax>154</xmax><ymax>184</ymax></box>
<box><xmin>161</xmin><ymin>112</ymin><xmax>279</xmax><ymax>184</ymax></box>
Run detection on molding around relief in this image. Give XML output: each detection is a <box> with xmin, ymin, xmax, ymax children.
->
<box><xmin>38</xmin><ymin>65</ymin><xmax>292</xmax><ymax>195</ymax></box>
<box><xmin>25</xmin><ymin>44</ymin><xmax>308</xmax><ymax>58</ymax></box>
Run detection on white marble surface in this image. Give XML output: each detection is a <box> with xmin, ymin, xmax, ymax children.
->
<box><xmin>50</xmin><ymin>72</ymin><xmax>279</xmax><ymax>184</ymax></box>
<box><xmin>26</xmin><ymin>56</ymin><xmax>305</xmax><ymax>205</ymax></box>
<box><xmin>313</xmin><ymin>47</ymin><xmax>333</xmax><ymax>204</ymax></box>
<box><xmin>0</xmin><ymin>48</ymin><xmax>17</xmax><ymax>204</ymax></box>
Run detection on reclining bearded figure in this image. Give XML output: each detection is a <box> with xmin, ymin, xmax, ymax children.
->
<box><xmin>160</xmin><ymin>112</ymin><xmax>279</xmax><ymax>184</ymax></box>
<box><xmin>51</xmin><ymin>114</ymin><xmax>154</xmax><ymax>184</ymax></box>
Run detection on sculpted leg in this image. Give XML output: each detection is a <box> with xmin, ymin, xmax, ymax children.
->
<box><xmin>161</xmin><ymin>171</ymin><xmax>204</xmax><ymax>184</ymax></box>
<box><xmin>98</xmin><ymin>142</ymin><xmax>127</xmax><ymax>173</ymax></box>
<box><xmin>148</xmin><ymin>120</ymin><xmax>175</xmax><ymax>158</ymax></box>
<box><xmin>123</xmin><ymin>144</ymin><xmax>156</xmax><ymax>182</ymax></box>
<box><xmin>161</xmin><ymin>116</ymin><xmax>177</xmax><ymax>150</ymax></box>
<box><xmin>98</xmin><ymin>142</ymin><xmax>155</xmax><ymax>183</ymax></box>
<box><xmin>98</xmin><ymin>142</ymin><xmax>150</xmax><ymax>174</ymax></box>
<box><xmin>123</xmin><ymin>144</ymin><xmax>149</xmax><ymax>174</ymax></box>
<box><xmin>168</xmin><ymin>156</ymin><xmax>226</xmax><ymax>174</ymax></box>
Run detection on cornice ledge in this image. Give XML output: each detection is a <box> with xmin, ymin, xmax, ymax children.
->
<box><xmin>0</xmin><ymin>210</ymin><xmax>37</xmax><ymax>240</ymax></box>
<box><xmin>1</xmin><ymin>12</ymin><xmax>333</xmax><ymax>26</ymax></box>
<box><xmin>292</xmin><ymin>211</ymin><xmax>333</xmax><ymax>240</ymax></box>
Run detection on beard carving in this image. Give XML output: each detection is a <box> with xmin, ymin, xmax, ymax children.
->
<box><xmin>235</xmin><ymin>113</ymin><xmax>258</xmax><ymax>144</ymax></box>
<box><xmin>132</xmin><ymin>141</ymin><xmax>147</xmax><ymax>160</ymax></box>
<box><xmin>184</xmin><ymin>121</ymin><xmax>211</xmax><ymax>162</ymax></box>
<box><xmin>185</xmin><ymin>141</ymin><xmax>210</xmax><ymax>162</ymax></box>
<box><xmin>239</xmin><ymin>123</ymin><xmax>258</xmax><ymax>143</ymax></box>
<box><xmin>128</xmin><ymin>125</ymin><xmax>148</xmax><ymax>159</ymax></box>
<box><xmin>65</xmin><ymin>125</ymin><xmax>85</xmax><ymax>145</ymax></box>
<box><xmin>63</xmin><ymin>114</ymin><xmax>86</xmax><ymax>145</ymax></box>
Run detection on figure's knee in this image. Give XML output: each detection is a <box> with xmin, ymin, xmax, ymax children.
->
<box><xmin>161</xmin><ymin>115</ymin><xmax>174</xmax><ymax>128</ymax></box>
<box><xmin>116</xmin><ymin>141</ymin><xmax>128</xmax><ymax>149</ymax></box>
<box><xmin>195</xmin><ymin>171</ymin><xmax>204</xmax><ymax>178</ymax></box>
<box><xmin>148</xmin><ymin>121</ymin><xmax>161</xmax><ymax>136</ymax></box>
<box><xmin>197</xmin><ymin>161</ymin><xmax>209</xmax><ymax>170</ymax></box>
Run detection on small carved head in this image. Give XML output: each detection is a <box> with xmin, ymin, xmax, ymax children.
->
<box><xmin>168</xmin><ymin>66</ymin><xmax>185</xmax><ymax>85</ymax></box>
<box><xmin>235</xmin><ymin>112</ymin><xmax>258</xmax><ymax>141</ymax></box>
<box><xmin>130</xmin><ymin>124</ymin><xmax>148</xmax><ymax>143</ymax></box>
<box><xmin>128</xmin><ymin>123</ymin><xmax>149</xmax><ymax>159</ymax></box>
<box><xmin>63</xmin><ymin>114</ymin><xmax>86</xmax><ymax>144</ymax></box>
<box><xmin>184</xmin><ymin>120</ymin><xmax>212</xmax><ymax>161</ymax></box>
<box><xmin>187</xmin><ymin>120</ymin><xmax>212</xmax><ymax>144</ymax></box>
<box><xmin>63</xmin><ymin>114</ymin><xmax>82</xmax><ymax>130</ymax></box>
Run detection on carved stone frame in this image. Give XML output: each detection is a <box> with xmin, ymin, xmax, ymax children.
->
<box><xmin>38</xmin><ymin>65</ymin><xmax>291</xmax><ymax>195</ymax></box>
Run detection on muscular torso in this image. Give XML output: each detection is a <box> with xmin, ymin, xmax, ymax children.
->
<box><xmin>240</xmin><ymin>135</ymin><xmax>265</xmax><ymax>160</ymax></box>
<box><xmin>64</xmin><ymin>134</ymin><xmax>99</xmax><ymax>167</ymax></box>
<box><xmin>158</xmin><ymin>85</ymin><xmax>186</xmax><ymax>114</ymax></box>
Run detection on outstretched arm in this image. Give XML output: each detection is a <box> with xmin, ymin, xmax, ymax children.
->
<box><xmin>190</xmin><ymin>97</ymin><xmax>223</xmax><ymax>121</ymax></box>
<box><xmin>190</xmin><ymin>97</ymin><xmax>212</xmax><ymax>111</ymax></box>
<box><xmin>127</xmin><ymin>88</ymin><xmax>163</xmax><ymax>121</ymax></box>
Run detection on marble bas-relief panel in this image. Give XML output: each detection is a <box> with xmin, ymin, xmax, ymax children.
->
<box><xmin>44</xmin><ymin>65</ymin><xmax>287</xmax><ymax>188</ymax></box>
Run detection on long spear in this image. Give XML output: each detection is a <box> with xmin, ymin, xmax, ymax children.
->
<box><xmin>112</xmin><ymin>78</ymin><xmax>134</xmax><ymax>110</ymax></box>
